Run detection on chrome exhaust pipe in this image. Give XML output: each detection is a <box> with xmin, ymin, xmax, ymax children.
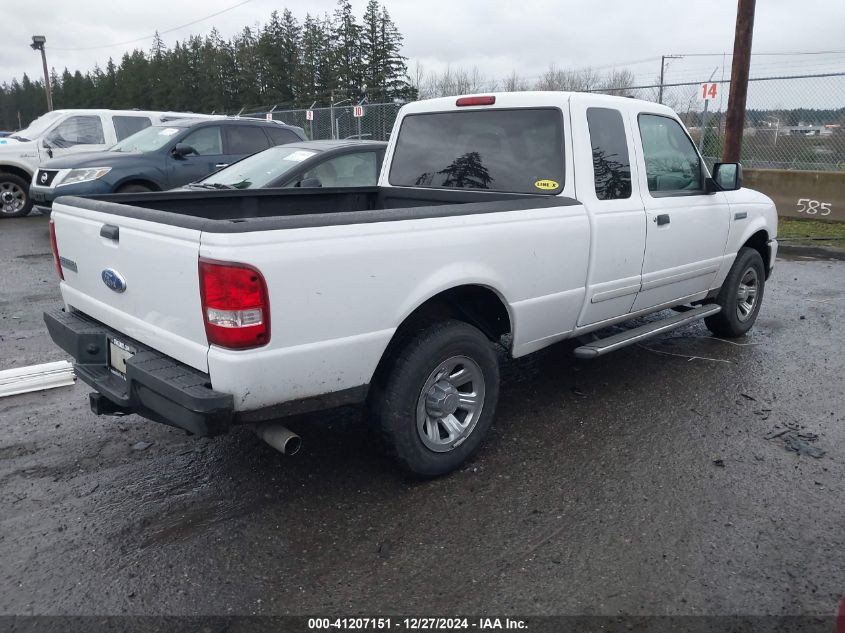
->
<box><xmin>253</xmin><ymin>423</ymin><xmax>301</xmax><ymax>455</ymax></box>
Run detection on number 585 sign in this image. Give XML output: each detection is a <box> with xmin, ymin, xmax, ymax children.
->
<box><xmin>700</xmin><ymin>83</ymin><xmax>718</xmax><ymax>100</ymax></box>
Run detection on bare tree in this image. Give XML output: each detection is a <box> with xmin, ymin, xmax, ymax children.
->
<box><xmin>534</xmin><ymin>64</ymin><xmax>602</xmax><ymax>91</ymax></box>
<box><xmin>410</xmin><ymin>60</ymin><xmax>427</xmax><ymax>98</ymax></box>
<box><xmin>598</xmin><ymin>69</ymin><xmax>636</xmax><ymax>96</ymax></box>
<box><xmin>503</xmin><ymin>69</ymin><xmax>529</xmax><ymax>92</ymax></box>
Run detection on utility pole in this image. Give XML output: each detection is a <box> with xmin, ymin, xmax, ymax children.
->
<box><xmin>722</xmin><ymin>0</ymin><xmax>756</xmax><ymax>162</ymax></box>
<box><xmin>30</xmin><ymin>35</ymin><xmax>54</xmax><ymax>111</ymax></box>
<box><xmin>657</xmin><ymin>55</ymin><xmax>682</xmax><ymax>104</ymax></box>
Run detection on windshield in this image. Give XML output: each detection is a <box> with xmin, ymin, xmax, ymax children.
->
<box><xmin>111</xmin><ymin>125</ymin><xmax>182</xmax><ymax>153</ymax></box>
<box><xmin>200</xmin><ymin>146</ymin><xmax>321</xmax><ymax>189</ymax></box>
<box><xmin>10</xmin><ymin>111</ymin><xmax>64</xmax><ymax>141</ymax></box>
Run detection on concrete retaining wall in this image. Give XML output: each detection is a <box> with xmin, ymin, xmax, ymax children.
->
<box><xmin>744</xmin><ymin>168</ymin><xmax>845</xmax><ymax>221</ymax></box>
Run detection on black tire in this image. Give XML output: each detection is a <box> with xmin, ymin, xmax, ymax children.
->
<box><xmin>116</xmin><ymin>183</ymin><xmax>152</xmax><ymax>193</ymax></box>
<box><xmin>705</xmin><ymin>247</ymin><xmax>766</xmax><ymax>338</ymax></box>
<box><xmin>0</xmin><ymin>173</ymin><xmax>33</xmax><ymax>218</ymax></box>
<box><xmin>369</xmin><ymin>320</ymin><xmax>500</xmax><ymax>478</ymax></box>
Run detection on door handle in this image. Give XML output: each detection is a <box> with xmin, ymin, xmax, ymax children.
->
<box><xmin>655</xmin><ymin>214</ymin><xmax>670</xmax><ymax>226</ymax></box>
<box><xmin>214</xmin><ymin>163</ymin><xmax>229</xmax><ymax>169</ymax></box>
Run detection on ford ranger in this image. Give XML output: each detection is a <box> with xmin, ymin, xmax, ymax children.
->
<box><xmin>44</xmin><ymin>92</ymin><xmax>778</xmax><ymax>476</ymax></box>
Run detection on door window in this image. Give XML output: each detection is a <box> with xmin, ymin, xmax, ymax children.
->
<box><xmin>266</xmin><ymin>127</ymin><xmax>301</xmax><ymax>146</ymax></box>
<box><xmin>302</xmin><ymin>152</ymin><xmax>379</xmax><ymax>187</ymax></box>
<box><xmin>46</xmin><ymin>116</ymin><xmax>105</xmax><ymax>148</ymax></box>
<box><xmin>638</xmin><ymin>114</ymin><xmax>703</xmax><ymax>194</ymax></box>
<box><xmin>226</xmin><ymin>125</ymin><xmax>271</xmax><ymax>154</ymax></box>
<box><xmin>113</xmin><ymin>116</ymin><xmax>152</xmax><ymax>141</ymax></box>
<box><xmin>181</xmin><ymin>126</ymin><xmax>223</xmax><ymax>156</ymax></box>
<box><xmin>587</xmin><ymin>108</ymin><xmax>631</xmax><ymax>200</ymax></box>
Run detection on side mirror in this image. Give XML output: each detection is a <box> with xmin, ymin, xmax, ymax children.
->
<box><xmin>711</xmin><ymin>162</ymin><xmax>742</xmax><ymax>192</ymax></box>
<box><xmin>172</xmin><ymin>143</ymin><xmax>197</xmax><ymax>158</ymax></box>
<box><xmin>41</xmin><ymin>138</ymin><xmax>53</xmax><ymax>158</ymax></box>
<box><xmin>299</xmin><ymin>177</ymin><xmax>322</xmax><ymax>188</ymax></box>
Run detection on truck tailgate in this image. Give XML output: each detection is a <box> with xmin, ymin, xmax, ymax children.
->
<box><xmin>51</xmin><ymin>200</ymin><xmax>209</xmax><ymax>372</ymax></box>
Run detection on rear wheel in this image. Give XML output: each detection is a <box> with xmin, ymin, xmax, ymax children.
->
<box><xmin>116</xmin><ymin>183</ymin><xmax>152</xmax><ymax>194</ymax></box>
<box><xmin>369</xmin><ymin>320</ymin><xmax>500</xmax><ymax>477</ymax></box>
<box><xmin>705</xmin><ymin>247</ymin><xmax>765</xmax><ymax>338</ymax></box>
<box><xmin>0</xmin><ymin>173</ymin><xmax>33</xmax><ymax>218</ymax></box>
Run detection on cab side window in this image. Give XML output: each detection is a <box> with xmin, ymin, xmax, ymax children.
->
<box><xmin>587</xmin><ymin>108</ymin><xmax>631</xmax><ymax>200</ymax></box>
<box><xmin>46</xmin><ymin>116</ymin><xmax>105</xmax><ymax>148</ymax></box>
<box><xmin>638</xmin><ymin>114</ymin><xmax>703</xmax><ymax>194</ymax></box>
<box><xmin>181</xmin><ymin>126</ymin><xmax>223</xmax><ymax>156</ymax></box>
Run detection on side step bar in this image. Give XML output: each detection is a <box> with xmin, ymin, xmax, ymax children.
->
<box><xmin>574</xmin><ymin>304</ymin><xmax>722</xmax><ymax>359</ymax></box>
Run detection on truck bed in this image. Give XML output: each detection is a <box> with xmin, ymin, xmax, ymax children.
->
<box><xmin>59</xmin><ymin>187</ymin><xmax>577</xmax><ymax>232</ymax></box>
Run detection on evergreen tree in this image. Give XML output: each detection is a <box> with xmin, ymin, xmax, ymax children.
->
<box><xmin>332</xmin><ymin>0</ymin><xmax>363</xmax><ymax>100</ymax></box>
<box><xmin>379</xmin><ymin>6</ymin><xmax>410</xmax><ymax>100</ymax></box>
<box><xmin>0</xmin><ymin>4</ymin><xmax>414</xmax><ymax>128</ymax></box>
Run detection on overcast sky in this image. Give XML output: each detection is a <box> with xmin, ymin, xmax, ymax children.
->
<box><xmin>2</xmin><ymin>0</ymin><xmax>844</xmax><ymax>92</ymax></box>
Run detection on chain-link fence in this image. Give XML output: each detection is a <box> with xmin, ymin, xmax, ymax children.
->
<box><xmin>243</xmin><ymin>102</ymin><xmax>402</xmax><ymax>142</ymax></box>
<box><xmin>589</xmin><ymin>72</ymin><xmax>845</xmax><ymax>172</ymax></box>
<box><xmin>240</xmin><ymin>73</ymin><xmax>844</xmax><ymax>172</ymax></box>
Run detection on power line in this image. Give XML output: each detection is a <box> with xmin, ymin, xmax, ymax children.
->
<box><xmin>50</xmin><ymin>0</ymin><xmax>252</xmax><ymax>51</ymax></box>
<box><xmin>669</xmin><ymin>49</ymin><xmax>845</xmax><ymax>57</ymax></box>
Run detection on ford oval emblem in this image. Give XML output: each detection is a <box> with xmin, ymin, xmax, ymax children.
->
<box><xmin>101</xmin><ymin>269</ymin><xmax>127</xmax><ymax>293</ymax></box>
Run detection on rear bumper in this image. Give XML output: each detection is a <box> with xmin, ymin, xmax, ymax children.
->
<box><xmin>44</xmin><ymin>308</ymin><xmax>234</xmax><ymax>436</ymax></box>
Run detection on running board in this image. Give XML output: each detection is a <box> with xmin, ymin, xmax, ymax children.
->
<box><xmin>574</xmin><ymin>304</ymin><xmax>722</xmax><ymax>359</ymax></box>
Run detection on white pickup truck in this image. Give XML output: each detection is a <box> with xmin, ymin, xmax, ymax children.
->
<box><xmin>44</xmin><ymin>92</ymin><xmax>778</xmax><ymax>476</ymax></box>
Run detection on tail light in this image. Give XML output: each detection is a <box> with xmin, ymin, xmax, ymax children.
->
<box><xmin>199</xmin><ymin>258</ymin><xmax>270</xmax><ymax>349</ymax></box>
<box><xmin>456</xmin><ymin>96</ymin><xmax>496</xmax><ymax>107</ymax></box>
<box><xmin>49</xmin><ymin>219</ymin><xmax>64</xmax><ymax>280</ymax></box>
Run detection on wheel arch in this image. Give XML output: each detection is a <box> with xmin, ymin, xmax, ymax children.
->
<box><xmin>114</xmin><ymin>177</ymin><xmax>162</xmax><ymax>192</ymax></box>
<box><xmin>741</xmin><ymin>228</ymin><xmax>771</xmax><ymax>277</ymax></box>
<box><xmin>0</xmin><ymin>164</ymin><xmax>34</xmax><ymax>182</ymax></box>
<box><xmin>371</xmin><ymin>283</ymin><xmax>513</xmax><ymax>384</ymax></box>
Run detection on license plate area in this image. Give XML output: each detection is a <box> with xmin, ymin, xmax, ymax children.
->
<box><xmin>109</xmin><ymin>338</ymin><xmax>136</xmax><ymax>378</ymax></box>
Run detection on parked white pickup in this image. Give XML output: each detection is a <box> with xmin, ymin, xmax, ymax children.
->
<box><xmin>45</xmin><ymin>91</ymin><xmax>777</xmax><ymax>476</ymax></box>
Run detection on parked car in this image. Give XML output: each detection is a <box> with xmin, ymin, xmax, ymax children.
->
<box><xmin>45</xmin><ymin>91</ymin><xmax>777</xmax><ymax>477</ymax></box>
<box><xmin>0</xmin><ymin>109</ymin><xmax>209</xmax><ymax>217</ymax></box>
<box><xmin>30</xmin><ymin>118</ymin><xmax>307</xmax><ymax>213</ymax></box>
<box><xmin>185</xmin><ymin>140</ymin><xmax>387</xmax><ymax>190</ymax></box>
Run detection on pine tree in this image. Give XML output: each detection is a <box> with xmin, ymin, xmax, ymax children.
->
<box><xmin>361</xmin><ymin>0</ymin><xmax>383</xmax><ymax>101</ymax></box>
<box><xmin>0</xmin><ymin>4</ymin><xmax>413</xmax><ymax>128</ymax></box>
<box><xmin>379</xmin><ymin>6</ymin><xmax>409</xmax><ymax>100</ymax></box>
<box><xmin>332</xmin><ymin>0</ymin><xmax>363</xmax><ymax>100</ymax></box>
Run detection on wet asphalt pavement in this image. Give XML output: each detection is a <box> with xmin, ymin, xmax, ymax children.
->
<box><xmin>1</xmin><ymin>214</ymin><xmax>843</xmax><ymax>617</ymax></box>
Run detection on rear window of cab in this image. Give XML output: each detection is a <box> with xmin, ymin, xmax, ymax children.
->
<box><xmin>388</xmin><ymin>108</ymin><xmax>564</xmax><ymax>195</ymax></box>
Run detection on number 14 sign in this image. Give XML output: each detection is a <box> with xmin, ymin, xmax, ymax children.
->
<box><xmin>700</xmin><ymin>83</ymin><xmax>718</xmax><ymax>100</ymax></box>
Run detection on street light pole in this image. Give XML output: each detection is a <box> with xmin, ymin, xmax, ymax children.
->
<box><xmin>30</xmin><ymin>35</ymin><xmax>54</xmax><ymax>111</ymax></box>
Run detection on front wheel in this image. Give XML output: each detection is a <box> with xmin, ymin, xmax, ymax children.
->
<box><xmin>705</xmin><ymin>247</ymin><xmax>766</xmax><ymax>338</ymax></box>
<box><xmin>0</xmin><ymin>173</ymin><xmax>33</xmax><ymax>218</ymax></box>
<box><xmin>369</xmin><ymin>320</ymin><xmax>500</xmax><ymax>477</ymax></box>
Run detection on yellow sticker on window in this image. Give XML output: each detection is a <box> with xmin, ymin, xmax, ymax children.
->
<box><xmin>534</xmin><ymin>179</ymin><xmax>559</xmax><ymax>191</ymax></box>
